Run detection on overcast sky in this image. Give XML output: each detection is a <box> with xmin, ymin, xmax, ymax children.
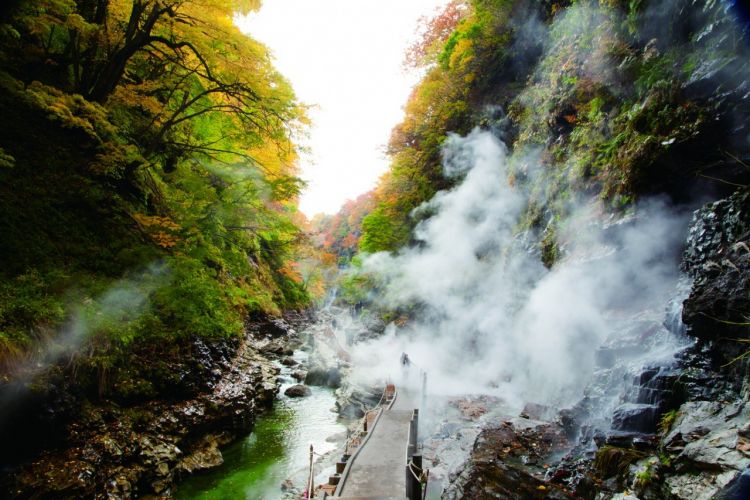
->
<box><xmin>235</xmin><ymin>0</ymin><xmax>449</xmax><ymax>216</ymax></box>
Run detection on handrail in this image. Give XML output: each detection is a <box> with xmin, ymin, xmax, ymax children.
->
<box><xmin>305</xmin><ymin>445</ymin><xmax>314</xmax><ymax>498</ymax></box>
<box><xmin>343</xmin><ymin>383</ymin><xmax>395</xmax><ymax>454</ymax></box>
<box><xmin>333</xmin><ymin>384</ymin><xmax>396</xmax><ymax>497</ymax></box>
<box><xmin>407</xmin><ymin>458</ymin><xmax>430</xmax><ymax>500</ymax></box>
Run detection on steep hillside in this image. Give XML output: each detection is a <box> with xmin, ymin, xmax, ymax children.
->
<box><xmin>356</xmin><ymin>0</ymin><xmax>750</xmax><ymax>261</ymax></box>
<box><xmin>0</xmin><ymin>0</ymin><xmax>314</xmax><ymax>494</ymax></box>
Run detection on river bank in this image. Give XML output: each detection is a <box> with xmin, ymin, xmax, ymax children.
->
<box><xmin>173</xmin><ymin>370</ymin><xmax>344</xmax><ymax>499</ymax></box>
<box><xmin>0</xmin><ymin>312</ymin><xmax>314</xmax><ymax>498</ymax></box>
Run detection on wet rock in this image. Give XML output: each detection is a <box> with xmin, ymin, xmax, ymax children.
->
<box><xmin>611</xmin><ymin>403</ymin><xmax>661</xmax><ymax>434</ymax></box>
<box><xmin>284</xmin><ymin>384</ymin><xmax>312</xmax><ymax>398</ymax></box>
<box><xmin>305</xmin><ymin>365</ymin><xmax>342</xmax><ymax>388</ymax></box>
<box><xmin>681</xmin><ymin>189</ymin><xmax>750</xmax><ymax>277</ymax></box>
<box><xmin>673</xmin><ymin>342</ymin><xmax>738</xmax><ymax>401</ymax></box>
<box><xmin>177</xmin><ymin>435</ymin><xmax>224</xmax><ymax>474</ymax></box>
<box><xmin>105</xmin><ymin>467</ymin><xmax>139</xmax><ymax>498</ymax></box>
<box><xmin>280</xmin><ymin>356</ymin><xmax>297</xmax><ymax>366</ymax></box>
<box><xmin>682</xmin><ymin>189</ymin><xmax>750</xmax><ymax>372</ymax></box>
<box><xmin>291</xmin><ymin>370</ymin><xmax>307</xmax><ymax>382</ymax></box>
<box><xmin>11</xmin><ymin>456</ymin><xmax>97</xmax><ymax>498</ymax></box>
<box><xmin>442</xmin><ymin>420</ymin><xmax>570</xmax><ymax>499</ymax></box>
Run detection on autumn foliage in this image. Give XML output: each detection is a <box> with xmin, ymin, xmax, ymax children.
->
<box><xmin>0</xmin><ymin>0</ymin><xmax>312</xmax><ymax>397</ymax></box>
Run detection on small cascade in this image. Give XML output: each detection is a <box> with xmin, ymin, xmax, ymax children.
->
<box><xmin>560</xmin><ymin>279</ymin><xmax>694</xmax><ymax>453</ymax></box>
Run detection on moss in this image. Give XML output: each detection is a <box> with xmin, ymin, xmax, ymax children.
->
<box><xmin>658</xmin><ymin>409</ymin><xmax>679</xmax><ymax>435</ymax></box>
<box><xmin>594</xmin><ymin>445</ymin><xmax>646</xmax><ymax>479</ymax></box>
<box><xmin>540</xmin><ymin>223</ymin><xmax>560</xmax><ymax>269</ymax></box>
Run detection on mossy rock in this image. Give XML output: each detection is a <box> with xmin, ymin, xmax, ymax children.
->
<box><xmin>594</xmin><ymin>445</ymin><xmax>647</xmax><ymax>479</ymax></box>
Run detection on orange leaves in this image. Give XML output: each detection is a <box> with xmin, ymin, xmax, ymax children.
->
<box><xmin>404</xmin><ymin>0</ymin><xmax>469</xmax><ymax>69</ymax></box>
<box><xmin>132</xmin><ymin>213</ymin><xmax>181</xmax><ymax>249</ymax></box>
<box><xmin>278</xmin><ymin>261</ymin><xmax>303</xmax><ymax>284</ymax></box>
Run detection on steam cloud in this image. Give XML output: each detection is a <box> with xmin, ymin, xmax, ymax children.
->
<box><xmin>23</xmin><ymin>263</ymin><xmax>168</xmax><ymax>374</ymax></box>
<box><xmin>341</xmin><ymin>0</ymin><xmax>750</xmax><ymax>413</ymax></box>
<box><xmin>346</xmin><ymin>129</ymin><xmax>688</xmax><ymax>411</ymax></box>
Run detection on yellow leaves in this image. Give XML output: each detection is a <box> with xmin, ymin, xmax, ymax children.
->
<box><xmin>24</xmin><ymin>81</ymin><xmax>114</xmax><ymax>142</ymax></box>
<box><xmin>133</xmin><ymin>214</ymin><xmax>180</xmax><ymax>231</ymax></box>
<box><xmin>132</xmin><ymin>213</ymin><xmax>181</xmax><ymax>248</ymax></box>
<box><xmin>64</xmin><ymin>13</ymin><xmax>88</xmax><ymax>32</ymax></box>
<box><xmin>448</xmin><ymin>37</ymin><xmax>475</xmax><ymax>72</ymax></box>
<box><xmin>0</xmin><ymin>148</ymin><xmax>16</xmax><ymax>169</ymax></box>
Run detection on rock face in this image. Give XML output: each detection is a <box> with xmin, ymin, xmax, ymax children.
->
<box><xmin>0</xmin><ymin>313</ymin><xmax>312</xmax><ymax>498</ymax></box>
<box><xmin>682</xmin><ymin>189</ymin><xmax>750</xmax><ymax>376</ymax></box>
<box><xmin>442</xmin><ymin>419</ymin><xmax>570</xmax><ymax>499</ymax></box>
<box><xmin>566</xmin><ymin>188</ymin><xmax>750</xmax><ymax>499</ymax></box>
<box><xmin>679</xmin><ymin>188</ymin><xmax>750</xmax><ymax>396</ymax></box>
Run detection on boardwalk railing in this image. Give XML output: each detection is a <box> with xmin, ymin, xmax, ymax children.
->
<box><xmin>305</xmin><ymin>445</ymin><xmax>315</xmax><ymax>498</ymax></box>
<box><xmin>405</xmin><ymin>408</ymin><xmax>429</xmax><ymax>500</ymax></box>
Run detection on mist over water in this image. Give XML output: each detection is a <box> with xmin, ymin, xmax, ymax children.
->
<box><xmin>345</xmin><ymin>129</ymin><xmax>691</xmax><ymax>414</ymax></box>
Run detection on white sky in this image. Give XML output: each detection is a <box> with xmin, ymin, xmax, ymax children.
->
<box><xmin>236</xmin><ymin>0</ymin><xmax>449</xmax><ymax>216</ymax></box>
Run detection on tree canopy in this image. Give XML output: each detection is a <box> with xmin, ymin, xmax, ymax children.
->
<box><xmin>0</xmin><ymin>0</ymin><xmax>314</xmax><ymax>399</ymax></box>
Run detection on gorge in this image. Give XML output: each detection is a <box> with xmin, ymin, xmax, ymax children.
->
<box><xmin>1</xmin><ymin>0</ymin><xmax>750</xmax><ymax>498</ymax></box>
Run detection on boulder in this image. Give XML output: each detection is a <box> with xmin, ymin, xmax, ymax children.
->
<box><xmin>280</xmin><ymin>357</ymin><xmax>297</xmax><ymax>367</ymax></box>
<box><xmin>284</xmin><ymin>384</ymin><xmax>311</xmax><ymax>398</ymax></box>
<box><xmin>611</xmin><ymin>403</ymin><xmax>660</xmax><ymax>434</ymax></box>
<box><xmin>305</xmin><ymin>365</ymin><xmax>342</xmax><ymax>388</ymax></box>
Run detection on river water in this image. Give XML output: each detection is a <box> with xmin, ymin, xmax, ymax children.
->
<box><xmin>174</xmin><ymin>350</ymin><xmax>345</xmax><ymax>500</ymax></box>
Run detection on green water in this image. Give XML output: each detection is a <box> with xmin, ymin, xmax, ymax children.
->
<box><xmin>174</xmin><ymin>384</ymin><xmax>345</xmax><ymax>500</ymax></box>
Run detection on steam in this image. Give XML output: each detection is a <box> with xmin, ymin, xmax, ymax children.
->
<box><xmin>26</xmin><ymin>263</ymin><xmax>168</xmax><ymax>373</ymax></box>
<box><xmin>0</xmin><ymin>264</ymin><xmax>169</xmax><ymax>433</ymax></box>
<box><xmin>346</xmin><ymin>130</ymin><xmax>687</xmax><ymax>410</ymax></box>
<box><xmin>338</xmin><ymin>0</ymin><xmax>750</xmax><ymax>412</ymax></box>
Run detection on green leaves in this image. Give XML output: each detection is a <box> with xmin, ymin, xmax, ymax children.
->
<box><xmin>0</xmin><ymin>0</ymin><xmax>311</xmax><ymax>390</ymax></box>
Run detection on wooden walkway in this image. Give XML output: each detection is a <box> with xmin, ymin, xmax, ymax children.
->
<box><xmin>310</xmin><ymin>383</ymin><xmax>426</xmax><ymax>500</ymax></box>
<box><xmin>336</xmin><ymin>391</ymin><xmax>413</xmax><ymax>498</ymax></box>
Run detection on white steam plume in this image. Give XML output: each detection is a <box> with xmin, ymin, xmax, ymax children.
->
<box><xmin>347</xmin><ymin>129</ymin><xmax>687</xmax><ymax>410</ymax></box>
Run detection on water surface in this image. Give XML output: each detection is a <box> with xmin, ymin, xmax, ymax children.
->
<box><xmin>175</xmin><ymin>363</ymin><xmax>344</xmax><ymax>499</ymax></box>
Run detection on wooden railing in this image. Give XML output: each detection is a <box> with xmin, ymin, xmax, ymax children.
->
<box><xmin>304</xmin><ymin>383</ymin><xmax>396</xmax><ymax>499</ymax></box>
<box><xmin>405</xmin><ymin>408</ymin><xmax>428</xmax><ymax>500</ymax></box>
<box><xmin>305</xmin><ymin>445</ymin><xmax>315</xmax><ymax>498</ymax></box>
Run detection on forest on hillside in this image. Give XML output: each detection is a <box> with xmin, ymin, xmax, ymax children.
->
<box><xmin>319</xmin><ymin>0</ymin><xmax>750</xmax><ymax>269</ymax></box>
<box><xmin>0</xmin><ymin>0</ymin><xmax>318</xmax><ymax>395</ymax></box>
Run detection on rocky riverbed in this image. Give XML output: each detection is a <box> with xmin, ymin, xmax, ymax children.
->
<box><xmin>0</xmin><ymin>312</ymin><xmax>314</xmax><ymax>498</ymax></box>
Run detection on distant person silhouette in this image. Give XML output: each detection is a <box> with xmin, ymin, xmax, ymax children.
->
<box><xmin>400</xmin><ymin>352</ymin><xmax>411</xmax><ymax>366</ymax></box>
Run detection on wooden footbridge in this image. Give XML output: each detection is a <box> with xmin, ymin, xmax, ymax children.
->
<box><xmin>305</xmin><ymin>384</ymin><xmax>429</xmax><ymax>500</ymax></box>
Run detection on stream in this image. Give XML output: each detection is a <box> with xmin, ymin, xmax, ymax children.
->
<box><xmin>174</xmin><ymin>349</ymin><xmax>345</xmax><ymax>499</ymax></box>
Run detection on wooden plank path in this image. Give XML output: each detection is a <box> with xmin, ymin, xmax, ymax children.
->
<box><xmin>335</xmin><ymin>390</ymin><xmax>414</xmax><ymax>499</ymax></box>
<box><xmin>309</xmin><ymin>384</ymin><xmax>427</xmax><ymax>500</ymax></box>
